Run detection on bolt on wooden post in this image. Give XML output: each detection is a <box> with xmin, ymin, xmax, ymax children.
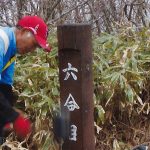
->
<box><xmin>57</xmin><ymin>24</ymin><xmax>95</xmax><ymax>150</ymax></box>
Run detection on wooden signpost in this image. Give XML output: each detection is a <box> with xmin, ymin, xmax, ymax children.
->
<box><xmin>57</xmin><ymin>24</ymin><xmax>95</xmax><ymax>150</ymax></box>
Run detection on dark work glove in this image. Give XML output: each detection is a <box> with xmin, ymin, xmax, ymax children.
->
<box><xmin>53</xmin><ymin>109</ymin><xmax>70</xmax><ymax>141</ymax></box>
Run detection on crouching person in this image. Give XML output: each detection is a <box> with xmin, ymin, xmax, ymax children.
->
<box><xmin>0</xmin><ymin>15</ymin><xmax>51</xmax><ymax>144</ymax></box>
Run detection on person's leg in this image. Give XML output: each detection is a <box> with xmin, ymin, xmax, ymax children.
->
<box><xmin>0</xmin><ymin>83</ymin><xmax>19</xmax><ymax>125</ymax></box>
<box><xmin>0</xmin><ymin>93</ymin><xmax>19</xmax><ymax>125</ymax></box>
<box><xmin>0</xmin><ymin>83</ymin><xmax>18</xmax><ymax>106</ymax></box>
<box><xmin>0</xmin><ymin>91</ymin><xmax>18</xmax><ymax>145</ymax></box>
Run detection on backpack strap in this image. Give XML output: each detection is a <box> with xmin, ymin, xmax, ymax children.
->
<box><xmin>2</xmin><ymin>55</ymin><xmax>16</xmax><ymax>72</ymax></box>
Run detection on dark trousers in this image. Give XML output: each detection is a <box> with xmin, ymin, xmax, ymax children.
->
<box><xmin>0</xmin><ymin>83</ymin><xmax>19</xmax><ymax>140</ymax></box>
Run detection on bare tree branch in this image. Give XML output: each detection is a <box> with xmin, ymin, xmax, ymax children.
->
<box><xmin>47</xmin><ymin>0</ymin><xmax>90</xmax><ymax>24</ymax></box>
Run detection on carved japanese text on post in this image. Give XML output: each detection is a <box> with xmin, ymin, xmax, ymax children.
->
<box><xmin>63</xmin><ymin>63</ymin><xmax>78</xmax><ymax>80</ymax></box>
<box><xmin>64</xmin><ymin>93</ymin><xmax>80</xmax><ymax>111</ymax></box>
<box><xmin>69</xmin><ymin>125</ymin><xmax>77</xmax><ymax>141</ymax></box>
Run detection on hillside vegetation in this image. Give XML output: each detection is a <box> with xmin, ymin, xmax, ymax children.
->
<box><xmin>2</xmin><ymin>27</ymin><xmax>150</xmax><ymax>150</ymax></box>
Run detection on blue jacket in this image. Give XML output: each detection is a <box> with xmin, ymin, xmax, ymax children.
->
<box><xmin>0</xmin><ymin>27</ymin><xmax>17</xmax><ymax>85</ymax></box>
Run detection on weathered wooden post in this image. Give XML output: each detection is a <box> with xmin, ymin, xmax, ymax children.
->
<box><xmin>57</xmin><ymin>24</ymin><xmax>95</xmax><ymax>150</ymax></box>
